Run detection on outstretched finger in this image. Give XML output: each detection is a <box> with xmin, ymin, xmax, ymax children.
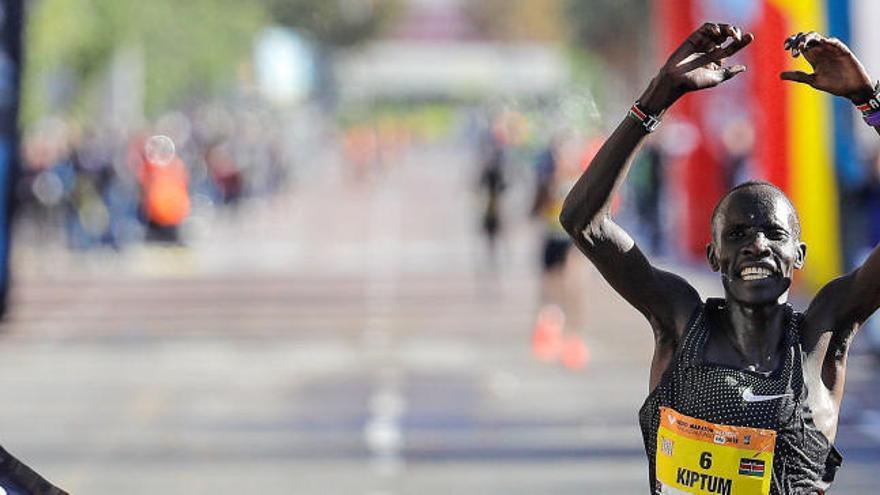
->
<box><xmin>797</xmin><ymin>32</ymin><xmax>823</xmax><ymax>54</ymax></box>
<box><xmin>670</xmin><ymin>23</ymin><xmax>748</xmax><ymax>67</ymax></box>
<box><xmin>677</xmin><ymin>33</ymin><xmax>754</xmax><ymax>74</ymax></box>
<box><xmin>784</xmin><ymin>32</ymin><xmax>804</xmax><ymax>49</ymax></box>
<box><xmin>678</xmin><ymin>23</ymin><xmax>723</xmax><ymax>55</ymax></box>
<box><xmin>689</xmin><ymin>22</ymin><xmax>741</xmax><ymax>48</ymax></box>
<box><xmin>722</xmin><ymin>65</ymin><xmax>747</xmax><ymax>81</ymax></box>
<box><xmin>699</xmin><ymin>22</ymin><xmax>723</xmax><ymax>39</ymax></box>
<box><xmin>784</xmin><ymin>32</ymin><xmax>806</xmax><ymax>57</ymax></box>
<box><xmin>690</xmin><ymin>30</ymin><xmax>722</xmax><ymax>51</ymax></box>
<box><xmin>717</xmin><ymin>23</ymin><xmax>743</xmax><ymax>42</ymax></box>
<box><xmin>824</xmin><ymin>36</ymin><xmax>851</xmax><ymax>53</ymax></box>
<box><xmin>780</xmin><ymin>70</ymin><xmax>816</xmax><ymax>87</ymax></box>
<box><xmin>807</xmin><ymin>36</ymin><xmax>851</xmax><ymax>57</ymax></box>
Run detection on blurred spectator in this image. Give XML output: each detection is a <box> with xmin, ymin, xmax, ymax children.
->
<box><xmin>852</xmin><ymin>149</ymin><xmax>880</xmax><ymax>263</ymax></box>
<box><xmin>343</xmin><ymin>124</ymin><xmax>380</xmax><ymax>182</ymax></box>
<box><xmin>477</xmin><ymin>128</ymin><xmax>507</xmax><ymax>272</ymax></box>
<box><xmin>133</xmin><ymin>134</ymin><xmax>190</xmax><ymax>244</ymax></box>
<box><xmin>630</xmin><ymin>143</ymin><xmax>666</xmax><ymax>255</ymax></box>
<box><xmin>205</xmin><ymin>142</ymin><xmax>243</xmax><ymax>206</ymax></box>
<box><xmin>720</xmin><ymin>118</ymin><xmax>756</xmax><ymax>190</ymax></box>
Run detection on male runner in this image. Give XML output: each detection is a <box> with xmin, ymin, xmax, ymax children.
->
<box><xmin>560</xmin><ymin>23</ymin><xmax>880</xmax><ymax>494</ymax></box>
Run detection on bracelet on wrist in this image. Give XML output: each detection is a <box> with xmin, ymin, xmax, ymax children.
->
<box><xmin>627</xmin><ymin>101</ymin><xmax>664</xmax><ymax>133</ymax></box>
<box><xmin>855</xmin><ymin>81</ymin><xmax>880</xmax><ymax>127</ymax></box>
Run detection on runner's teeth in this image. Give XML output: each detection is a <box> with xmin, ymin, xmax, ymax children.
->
<box><xmin>740</xmin><ymin>267</ymin><xmax>771</xmax><ymax>280</ymax></box>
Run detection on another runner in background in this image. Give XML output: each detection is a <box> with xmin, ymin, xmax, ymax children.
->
<box><xmin>530</xmin><ymin>133</ymin><xmax>600</xmax><ymax>371</ymax></box>
<box><xmin>560</xmin><ymin>23</ymin><xmax>880</xmax><ymax>493</ymax></box>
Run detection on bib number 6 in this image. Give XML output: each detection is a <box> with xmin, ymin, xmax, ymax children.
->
<box><xmin>699</xmin><ymin>451</ymin><xmax>713</xmax><ymax>470</ymax></box>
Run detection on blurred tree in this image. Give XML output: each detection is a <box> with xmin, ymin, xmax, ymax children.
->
<box><xmin>463</xmin><ymin>0</ymin><xmax>652</xmax><ymax>122</ymax></box>
<box><xmin>463</xmin><ymin>0</ymin><xmax>566</xmax><ymax>42</ymax></box>
<box><xmin>264</xmin><ymin>0</ymin><xmax>401</xmax><ymax>110</ymax></box>
<box><xmin>265</xmin><ymin>0</ymin><xmax>401</xmax><ymax>48</ymax></box>
<box><xmin>564</xmin><ymin>0</ymin><xmax>651</xmax><ymax>77</ymax></box>
<box><xmin>22</xmin><ymin>0</ymin><xmax>269</xmax><ymax>126</ymax></box>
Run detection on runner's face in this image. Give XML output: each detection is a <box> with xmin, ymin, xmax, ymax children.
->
<box><xmin>708</xmin><ymin>189</ymin><xmax>805</xmax><ymax>305</ymax></box>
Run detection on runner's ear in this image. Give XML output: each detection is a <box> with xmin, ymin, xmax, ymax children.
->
<box><xmin>794</xmin><ymin>242</ymin><xmax>807</xmax><ymax>269</ymax></box>
<box><xmin>706</xmin><ymin>243</ymin><xmax>720</xmax><ymax>272</ymax></box>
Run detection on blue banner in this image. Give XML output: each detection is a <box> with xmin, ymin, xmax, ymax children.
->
<box><xmin>0</xmin><ymin>0</ymin><xmax>23</xmax><ymax>317</ymax></box>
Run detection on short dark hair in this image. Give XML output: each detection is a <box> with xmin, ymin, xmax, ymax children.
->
<box><xmin>710</xmin><ymin>180</ymin><xmax>801</xmax><ymax>240</ymax></box>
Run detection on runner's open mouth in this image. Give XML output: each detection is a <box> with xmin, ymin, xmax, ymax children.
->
<box><xmin>738</xmin><ymin>265</ymin><xmax>777</xmax><ymax>281</ymax></box>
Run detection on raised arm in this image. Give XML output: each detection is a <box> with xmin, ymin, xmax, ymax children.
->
<box><xmin>781</xmin><ymin>31</ymin><xmax>879</xmax><ymax>136</ymax></box>
<box><xmin>784</xmin><ymin>33</ymin><xmax>880</xmax><ymax>360</ymax></box>
<box><xmin>560</xmin><ymin>23</ymin><xmax>753</xmax><ymax>339</ymax></box>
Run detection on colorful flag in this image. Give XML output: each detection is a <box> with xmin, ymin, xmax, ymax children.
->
<box><xmin>739</xmin><ymin>457</ymin><xmax>767</xmax><ymax>477</ymax></box>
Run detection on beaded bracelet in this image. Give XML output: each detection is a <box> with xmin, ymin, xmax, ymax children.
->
<box><xmin>627</xmin><ymin>101</ymin><xmax>663</xmax><ymax>133</ymax></box>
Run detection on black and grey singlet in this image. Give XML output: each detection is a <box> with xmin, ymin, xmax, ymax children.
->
<box><xmin>638</xmin><ymin>298</ymin><xmax>842</xmax><ymax>494</ymax></box>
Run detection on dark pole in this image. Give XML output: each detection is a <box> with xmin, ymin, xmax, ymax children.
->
<box><xmin>0</xmin><ymin>0</ymin><xmax>23</xmax><ymax>319</ymax></box>
<box><xmin>0</xmin><ymin>6</ymin><xmax>69</xmax><ymax>492</ymax></box>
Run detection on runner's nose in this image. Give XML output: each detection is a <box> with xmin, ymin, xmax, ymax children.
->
<box><xmin>742</xmin><ymin>232</ymin><xmax>771</xmax><ymax>258</ymax></box>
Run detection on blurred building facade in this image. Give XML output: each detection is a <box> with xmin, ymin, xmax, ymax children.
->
<box><xmin>334</xmin><ymin>0</ymin><xmax>569</xmax><ymax>103</ymax></box>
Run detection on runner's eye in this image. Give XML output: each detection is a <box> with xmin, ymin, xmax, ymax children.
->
<box><xmin>767</xmin><ymin>229</ymin><xmax>787</xmax><ymax>241</ymax></box>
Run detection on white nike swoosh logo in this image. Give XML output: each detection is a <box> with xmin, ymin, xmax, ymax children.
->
<box><xmin>742</xmin><ymin>387</ymin><xmax>792</xmax><ymax>402</ymax></box>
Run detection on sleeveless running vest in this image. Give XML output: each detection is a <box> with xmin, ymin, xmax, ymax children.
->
<box><xmin>639</xmin><ymin>299</ymin><xmax>842</xmax><ymax>494</ymax></box>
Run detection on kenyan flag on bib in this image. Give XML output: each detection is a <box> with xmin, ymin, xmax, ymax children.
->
<box><xmin>739</xmin><ymin>458</ymin><xmax>766</xmax><ymax>478</ymax></box>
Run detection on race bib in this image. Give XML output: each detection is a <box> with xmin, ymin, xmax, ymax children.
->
<box><xmin>655</xmin><ymin>407</ymin><xmax>776</xmax><ymax>495</ymax></box>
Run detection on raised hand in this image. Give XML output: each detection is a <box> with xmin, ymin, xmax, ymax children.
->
<box><xmin>641</xmin><ymin>23</ymin><xmax>753</xmax><ymax>113</ymax></box>
<box><xmin>781</xmin><ymin>32</ymin><xmax>874</xmax><ymax>102</ymax></box>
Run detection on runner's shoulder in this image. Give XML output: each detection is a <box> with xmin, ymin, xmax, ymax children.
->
<box><xmin>803</xmin><ymin>274</ymin><xmax>857</xmax><ymax>332</ymax></box>
<box><xmin>648</xmin><ymin>293</ymin><xmax>702</xmax><ymax>346</ymax></box>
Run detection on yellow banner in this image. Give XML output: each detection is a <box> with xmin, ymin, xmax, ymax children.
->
<box><xmin>768</xmin><ymin>0</ymin><xmax>842</xmax><ymax>291</ymax></box>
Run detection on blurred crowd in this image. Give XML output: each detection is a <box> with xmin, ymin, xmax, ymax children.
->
<box><xmin>16</xmin><ymin>101</ymin><xmax>298</xmax><ymax>250</ymax></box>
<box><xmin>16</xmin><ymin>89</ymin><xmax>880</xmax><ymax>289</ymax></box>
<box><xmin>841</xmin><ymin>149</ymin><xmax>880</xmax><ymax>271</ymax></box>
